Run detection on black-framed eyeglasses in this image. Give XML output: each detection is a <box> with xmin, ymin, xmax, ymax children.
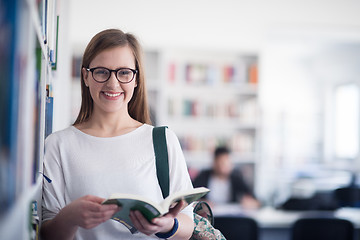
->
<box><xmin>85</xmin><ymin>67</ymin><xmax>138</xmax><ymax>83</ymax></box>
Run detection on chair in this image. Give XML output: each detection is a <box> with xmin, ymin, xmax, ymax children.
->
<box><xmin>335</xmin><ymin>187</ymin><xmax>360</xmax><ymax>208</ymax></box>
<box><xmin>280</xmin><ymin>190</ymin><xmax>338</xmax><ymax>211</ymax></box>
<box><xmin>291</xmin><ymin>217</ymin><xmax>354</xmax><ymax>240</ymax></box>
<box><xmin>214</xmin><ymin>216</ymin><xmax>258</xmax><ymax>240</ymax></box>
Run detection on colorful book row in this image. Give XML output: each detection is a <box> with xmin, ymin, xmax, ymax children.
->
<box><xmin>168</xmin><ymin>98</ymin><xmax>258</xmax><ymax>122</ymax></box>
<box><xmin>167</xmin><ymin>61</ymin><xmax>258</xmax><ymax>85</ymax></box>
<box><xmin>178</xmin><ymin>133</ymin><xmax>255</xmax><ymax>154</ymax></box>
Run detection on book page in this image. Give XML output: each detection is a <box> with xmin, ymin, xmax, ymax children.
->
<box><xmin>161</xmin><ymin>187</ymin><xmax>210</xmax><ymax>211</ymax></box>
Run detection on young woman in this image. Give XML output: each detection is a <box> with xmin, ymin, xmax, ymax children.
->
<box><xmin>41</xmin><ymin>29</ymin><xmax>194</xmax><ymax>240</ymax></box>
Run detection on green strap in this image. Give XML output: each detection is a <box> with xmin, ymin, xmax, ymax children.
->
<box><xmin>152</xmin><ymin>126</ymin><xmax>170</xmax><ymax>199</ymax></box>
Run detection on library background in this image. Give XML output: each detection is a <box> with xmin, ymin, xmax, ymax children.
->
<box><xmin>1</xmin><ymin>0</ymin><xmax>360</xmax><ymax>239</ymax></box>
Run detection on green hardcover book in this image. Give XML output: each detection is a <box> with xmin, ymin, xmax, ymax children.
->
<box><xmin>102</xmin><ymin>187</ymin><xmax>209</xmax><ymax>233</ymax></box>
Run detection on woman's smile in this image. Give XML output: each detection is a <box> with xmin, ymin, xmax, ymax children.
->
<box><xmin>102</xmin><ymin>91</ymin><xmax>123</xmax><ymax>100</ymax></box>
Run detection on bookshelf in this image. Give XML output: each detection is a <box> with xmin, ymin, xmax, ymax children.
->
<box><xmin>0</xmin><ymin>0</ymin><xmax>59</xmax><ymax>239</ymax></box>
<box><xmin>146</xmin><ymin>49</ymin><xmax>260</xmax><ymax>174</ymax></box>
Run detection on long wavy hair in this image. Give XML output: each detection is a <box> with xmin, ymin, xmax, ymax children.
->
<box><xmin>73</xmin><ymin>29</ymin><xmax>151</xmax><ymax>125</ymax></box>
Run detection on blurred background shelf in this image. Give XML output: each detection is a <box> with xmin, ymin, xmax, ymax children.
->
<box><xmin>145</xmin><ymin>49</ymin><xmax>260</xmax><ymax>169</ymax></box>
<box><xmin>0</xmin><ymin>0</ymin><xmax>60</xmax><ymax>238</ymax></box>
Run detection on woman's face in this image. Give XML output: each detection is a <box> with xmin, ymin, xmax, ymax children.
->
<box><xmin>82</xmin><ymin>46</ymin><xmax>137</xmax><ymax>115</ymax></box>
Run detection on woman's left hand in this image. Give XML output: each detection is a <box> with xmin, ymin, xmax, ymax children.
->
<box><xmin>129</xmin><ymin>200</ymin><xmax>185</xmax><ymax>236</ymax></box>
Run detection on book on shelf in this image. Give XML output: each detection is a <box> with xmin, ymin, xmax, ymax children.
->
<box><xmin>102</xmin><ymin>187</ymin><xmax>209</xmax><ymax>233</ymax></box>
<box><xmin>206</xmin><ymin>64</ymin><xmax>219</xmax><ymax>85</ymax></box>
<box><xmin>231</xmin><ymin>133</ymin><xmax>255</xmax><ymax>153</ymax></box>
<box><xmin>41</xmin><ymin>0</ymin><xmax>48</xmax><ymax>43</ymax></box>
<box><xmin>168</xmin><ymin>62</ymin><xmax>176</xmax><ymax>83</ymax></box>
<box><xmin>223</xmin><ymin>65</ymin><xmax>235</xmax><ymax>83</ymax></box>
<box><xmin>72</xmin><ymin>56</ymin><xmax>82</xmax><ymax>78</ymax></box>
<box><xmin>176</xmin><ymin>99</ymin><xmax>240</xmax><ymax>119</ymax></box>
<box><xmin>45</xmin><ymin>96</ymin><xmax>53</xmax><ymax>138</ymax></box>
<box><xmin>248</xmin><ymin>63</ymin><xmax>258</xmax><ymax>84</ymax></box>
<box><xmin>51</xmin><ymin>15</ymin><xmax>59</xmax><ymax>69</ymax></box>
<box><xmin>46</xmin><ymin>0</ymin><xmax>58</xmax><ymax>65</ymax></box>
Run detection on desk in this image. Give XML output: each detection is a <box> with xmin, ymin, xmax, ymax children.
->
<box><xmin>212</xmin><ymin>205</ymin><xmax>360</xmax><ymax>240</ymax></box>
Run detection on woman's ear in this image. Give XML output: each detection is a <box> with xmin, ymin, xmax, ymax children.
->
<box><xmin>82</xmin><ymin>68</ymin><xmax>89</xmax><ymax>87</ymax></box>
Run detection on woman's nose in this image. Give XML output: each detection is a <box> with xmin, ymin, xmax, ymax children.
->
<box><xmin>106</xmin><ymin>72</ymin><xmax>120</xmax><ymax>87</ymax></box>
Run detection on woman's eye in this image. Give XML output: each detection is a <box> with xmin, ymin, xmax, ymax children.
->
<box><xmin>119</xmin><ymin>70</ymin><xmax>131</xmax><ymax>76</ymax></box>
<box><xmin>94</xmin><ymin>69</ymin><xmax>108</xmax><ymax>75</ymax></box>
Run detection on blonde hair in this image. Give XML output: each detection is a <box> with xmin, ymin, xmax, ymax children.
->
<box><xmin>74</xmin><ymin>29</ymin><xmax>151</xmax><ymax>125</ymax></box>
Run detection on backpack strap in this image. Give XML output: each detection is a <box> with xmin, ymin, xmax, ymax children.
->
<box><xmin>152</xmin><ymin>126</ymin><xmax>170</xmax><ymax>199</ymax></box>
<box><xmin>153</xmin><ymin>127</ymin><xmax>224</xmax><ymax>239</ymax></box>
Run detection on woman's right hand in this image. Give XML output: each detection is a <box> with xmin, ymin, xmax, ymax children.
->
<box><xmin>63</xmin><ymin>195</ymin><xmax>120</xmax><ymax>229</ymax></box>
<box><xmin>41</xmin><ymin>195</ymin><xmax>119</xmax><ymax>240</ymax></box>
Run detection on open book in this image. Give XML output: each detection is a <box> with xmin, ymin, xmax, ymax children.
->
<box><xmin>102</xmin><ymin>187</ymin><xmax>209</xmax><ymax>233</ymax></box>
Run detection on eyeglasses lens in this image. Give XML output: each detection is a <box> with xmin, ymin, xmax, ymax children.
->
<box><xmin>117</xmin><ymin>69</ymin><xmax>134</xmax><ymax>83</ymax></box>
<box><xmin>93</xmin><ymin>68</ymin><xmax>110</xmax><ymax>82</ymax></box>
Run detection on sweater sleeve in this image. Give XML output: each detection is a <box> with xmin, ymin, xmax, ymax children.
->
<box><xmin>41</xmin><ymin>133</ymin><xmax>67</xmax><ymax>222</ymax></box>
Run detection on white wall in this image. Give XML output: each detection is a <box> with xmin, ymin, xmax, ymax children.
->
<box><xmin>68</xmin><ymin>0</ymin><xmax>360</xmax><ymax>52</ymax></box>
<box><xmin>52</xmin><ymin>0</ymin><xmax>72</xmax><ymax>131</ymax></box>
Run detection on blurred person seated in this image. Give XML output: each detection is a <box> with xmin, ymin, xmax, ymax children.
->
<box><xmin>193</xmin><ymin>146</ymin><xmax>260</xmax><ymax>209</ymax></box>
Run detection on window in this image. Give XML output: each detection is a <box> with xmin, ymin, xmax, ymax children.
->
<box><xmin>334</xmin><ymin>83</ymin><xmax>359</xmax><ymax>159</ymax></box>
